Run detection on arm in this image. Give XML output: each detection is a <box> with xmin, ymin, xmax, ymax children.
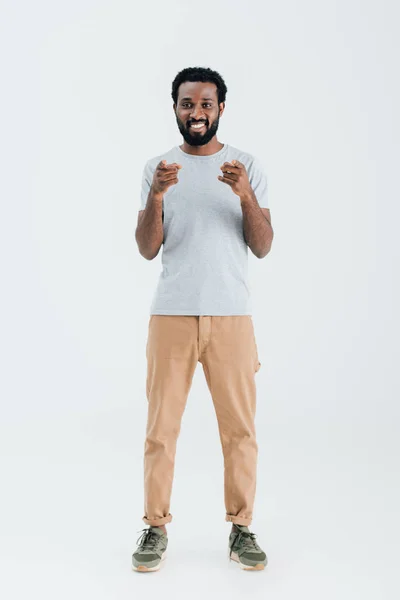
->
<box><xmin>240</xmin><ymin>193</ymin><xmax>274</xmax><ymax>259</ymax></box>
<box><xmin>135</xmin><ymin>189</ymin><xmax>164</xmax><ymax>260</ymax></box>
<box><xmin>135</xmin><ymin>159</ymin><xmax>182</xmax><ymax>260</ymax></box>
<box><xmin>218</xmin><ymin>158</ymin><xmax>274</xmax><ymax>259</ymax></box>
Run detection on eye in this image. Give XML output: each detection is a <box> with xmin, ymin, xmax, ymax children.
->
<box><xmin>181</xmin><ymin>103</ymin><xmax>213</xmax><ymax>108</ymax></box>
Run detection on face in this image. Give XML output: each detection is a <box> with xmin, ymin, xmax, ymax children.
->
<box><xmin>174</xmin><ymin>81</ymin><xmax>224</xmax><ymax>146</ymax></box>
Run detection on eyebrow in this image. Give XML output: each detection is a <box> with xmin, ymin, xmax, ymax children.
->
<box><xmin>180</xmin><ymin>97</ymin><xmax>215</xmax><ymax>102</ymax></box>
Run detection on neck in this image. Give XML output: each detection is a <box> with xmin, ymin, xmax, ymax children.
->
<box><xmin>180</xmin><ymin>137</ymin><xmax>224</xmax><ymax>156</ymax></box>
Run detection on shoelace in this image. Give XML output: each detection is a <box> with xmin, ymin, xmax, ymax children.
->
<box><xmin>136</xmin><ymin>528</ymin><xmax>161</xmax><ymax>551</ymax></box>
<box><xmin>231</xmin><ymin>530</ymin><xmax>261</xmax><ymax>556</ymax></box>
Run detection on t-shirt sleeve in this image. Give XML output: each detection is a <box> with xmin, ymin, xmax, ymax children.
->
<box><xmin>140</xmin><ymin>160</ymin><xmax>154</xmax><ymax>210</ymax></box>
<box><xmin>248</xmin><ymin>156</ymin><xmax>269</xmax><ymax>208</ymax></box>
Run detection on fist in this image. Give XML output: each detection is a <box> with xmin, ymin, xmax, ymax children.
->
<box><xmin>218</xmin><ymin>159</ymin><xmax>252</xmax><ymax>198</ymax></box>
<box><xmin>151</xmin><ymin>160</ymin><xmax>182</xmax><ymax>196</ymax></box>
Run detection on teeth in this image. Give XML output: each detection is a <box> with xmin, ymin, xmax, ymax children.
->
<box><xmin>191</xmin><ymin>123</ymin><xmax>205</xmax><ymax>128</ymax></box>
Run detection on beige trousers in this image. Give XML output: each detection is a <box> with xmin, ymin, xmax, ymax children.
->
<box><xmin>142</xmin><ymin>315</ymin><xmax>262</xmax><ymax>527</ymax></box>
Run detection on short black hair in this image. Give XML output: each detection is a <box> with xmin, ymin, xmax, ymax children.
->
<box><xmin>171</xmin><ymin>66</ymin><xmax>228</xmax><ymax>105</ymax></box>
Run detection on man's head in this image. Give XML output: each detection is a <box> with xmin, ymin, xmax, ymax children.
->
<box><xmin>172</xmin><ymin>66</ymin><xmax>227</xmax><ymax>146</ymax></box>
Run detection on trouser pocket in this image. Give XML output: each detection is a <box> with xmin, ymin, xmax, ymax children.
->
<box><xmin>249</xmin><ymin>317</ymin><xmax>261</xmax><ymax>373</ymax></box>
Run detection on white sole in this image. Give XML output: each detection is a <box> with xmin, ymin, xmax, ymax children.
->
<box><xmin>228</xmin><ymin>547</ymin><xmax>266</xmax><ymax>571</ymax></box>
<box><xmin>132</xmin><ymin>550</ymin><xmax>167</xmax><ymax>572</ymax></box>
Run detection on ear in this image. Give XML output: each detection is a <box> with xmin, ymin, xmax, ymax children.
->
<box><xmin>219</xmin><ymin>102</ymin><xmax>225</xmax><ymax>116</ymax></box>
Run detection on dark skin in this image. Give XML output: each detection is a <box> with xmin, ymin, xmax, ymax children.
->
<box><xmin>174</xmin><ymin>80</ymin><xmax>225</xmax><ymax>156</ymax></box>
<box><xmin>136</xmin><ymin>81</ymin><xmax>273</xmax><ymax>259</ymax></box>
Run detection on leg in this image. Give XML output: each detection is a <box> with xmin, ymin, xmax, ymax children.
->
<box><xmin>200</xmin><ymin>316</ymin><xmax>261</xmax><ymax>526</ymax></box>
<box><xmin>143</xmin><ymin>315</ymin><xmax>198</xmax><ymax>526</ymax></box>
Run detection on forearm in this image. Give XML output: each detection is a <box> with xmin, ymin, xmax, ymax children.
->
<box><xmin>240</xmin><ymin>190</ymin><xmax>273</xmax><ymax>258</ymax></box>
<box><xmin>135</xmin><ymin>188</ymin><xmax>164</xmax><ymax>260</ymax></box>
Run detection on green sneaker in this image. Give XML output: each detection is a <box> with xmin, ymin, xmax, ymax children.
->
<box><xmin>132</xmin><ymin>526</ymin><xmax>168</xmax><ymax>572</ymax></box>
<box><xmin>228</xmin><ymin>524</ymin><xmax>268</xmax><ymax>570</ymax></box>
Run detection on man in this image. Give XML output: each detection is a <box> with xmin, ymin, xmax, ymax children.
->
<box><xmin>132</xmin><ymin>66</ymin><xmax>273</xmax><ymax>572</ymax></box>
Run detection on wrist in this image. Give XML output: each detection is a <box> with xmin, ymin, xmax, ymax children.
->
<box><xmin>150</xmin><ymin>185</ymin><xmax>164</xmax><ymax>201</ymax></box>
<box><xmin>240</xmin><ymin>189</ymin><xmax>254</xmax><ymax>205</ymax></box>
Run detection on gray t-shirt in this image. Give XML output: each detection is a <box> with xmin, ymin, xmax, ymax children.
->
<box><xmin>139</xmin><ymin>143</ymin><xmax>269</xmax><ymax>315</ymax></box>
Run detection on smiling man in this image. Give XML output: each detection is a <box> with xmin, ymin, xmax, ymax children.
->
<box><xmin>132</xmin><ymin>66</ymin><xmax>274</xmax><ymax>572</ymax></box>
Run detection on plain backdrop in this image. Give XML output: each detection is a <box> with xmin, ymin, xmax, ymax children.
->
<box><xmin>1</xmin><ymin>0</ymin><xmax>399</xmax><ymax>598</ymax></box>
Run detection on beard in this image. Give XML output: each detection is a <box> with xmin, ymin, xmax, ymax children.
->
<box><xmin>175</xmin><ymin>110</ymin><xmax>221</xmax><ymax>146</ymax></box>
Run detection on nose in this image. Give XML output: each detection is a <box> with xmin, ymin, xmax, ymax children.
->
<box><xmin>189</xmin><ymin>106</ymin><xmax>205</xmax><ymax>121</ymax></box>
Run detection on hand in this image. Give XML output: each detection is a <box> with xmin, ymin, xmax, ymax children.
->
<box><xmin>151</xmin><ymin>160</ymin><xmax>182</xmax><ymax>196</ymax></box>
<box><xmin>218</xmin><ymin>159</ymin><xmax>252</xmax><ymax>198</ymax></box>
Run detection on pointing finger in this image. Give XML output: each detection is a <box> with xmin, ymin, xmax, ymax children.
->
<box><xmin>158</xmin><ymin>161</ymin><xmax>182</xmax><ymax>170</ymax></box>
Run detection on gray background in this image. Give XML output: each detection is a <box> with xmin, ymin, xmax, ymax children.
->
<box><xmin>1</xmin><ymin>0</ymin><xmax>399</xmax><ymax>598</ymax></box>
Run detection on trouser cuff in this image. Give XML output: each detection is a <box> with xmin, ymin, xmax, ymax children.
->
<box><xmin>225</xmin><ymin>514</ymin><xmax>252</xmax><ymax>526</ymax></box>
<box><xmin>143</xmin><ymin>513</ymin><xmax>172</xmax><ymax>526</ymax></box>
